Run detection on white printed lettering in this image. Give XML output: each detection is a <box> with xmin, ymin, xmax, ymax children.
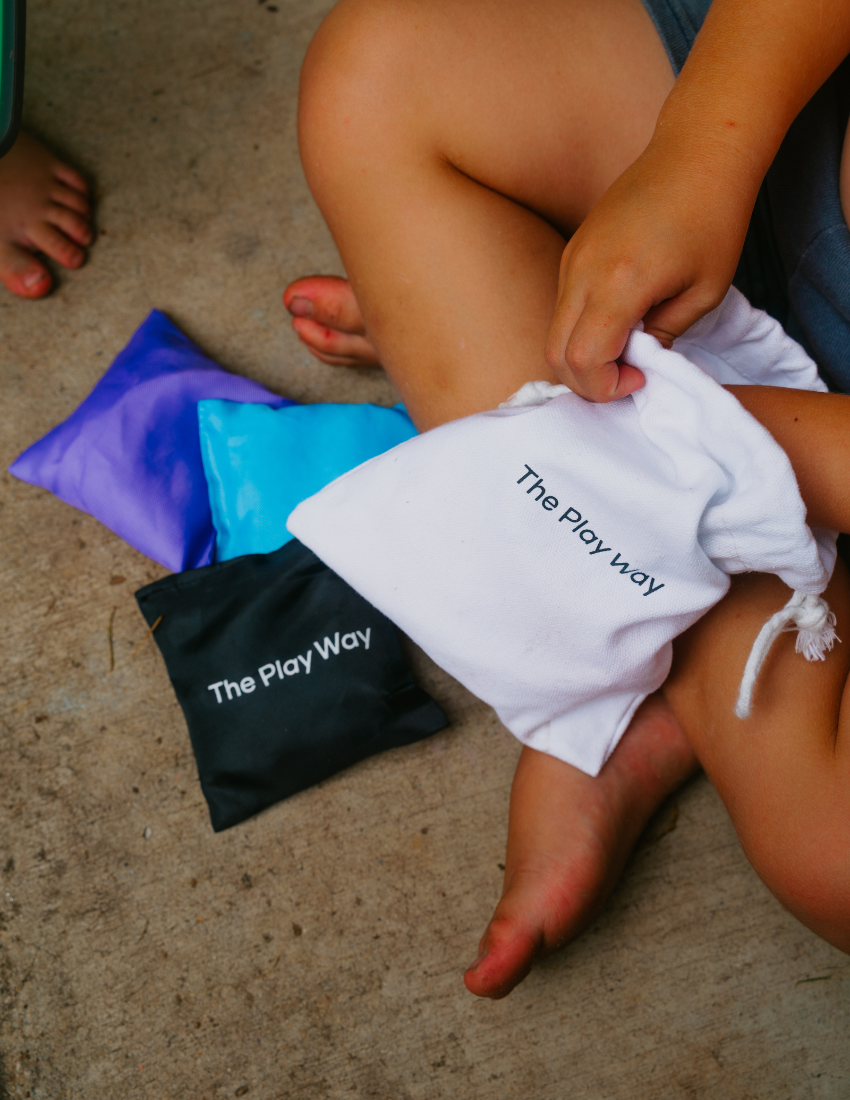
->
<box><xmin>341</xmin><ymin>633</ymin><xmax>359</xmax><ymax>650</ymax></box>
<box><xmin>314</xmin><ymin>633</ymin><xmax>341</xmax><ymax>660</ymax></box>
<box><xmin>208</xmin><ymin>681</ymin><xmax>224</xmax><ymax>704</ymax></box>
<box><xmin>224</xmin><ymin>679</ymin><xmax>242</xmax><ymax>700</ymax></box>
<box><xmin>240</xmin><ymin>676</ymin><xmax>256</xmax><ymax>693</ymax></box>
<box><xmin>356</xmin><ymin>628</ymin><xmax>371</xmax><ymax>650</ymax></box>
<box><xmin>258</xmin><ymin>663</ymin><xmax>276</xmax><ymax>687</ymax></box>
<box><xmin>275</xmin><ymin>659</ymin><xmax>284</xmax><ymax>679</ymax></box>
<box><xmin>297</xmin><ymin>651</ymin><xmax>313</xmax><ymax>674</ymax></box>
<box><xmin>283</xmin><ymin>658</ymin><xmax>300</xmax><ymax>676</ymax></box>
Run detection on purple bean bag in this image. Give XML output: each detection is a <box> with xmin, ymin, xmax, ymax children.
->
<box><xmin>9</xmin><ymin>311</ymin><xmax>294</xmax><ymax>572</ymax></box>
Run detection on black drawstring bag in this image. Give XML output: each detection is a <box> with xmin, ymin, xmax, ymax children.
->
<box><xmin>135</xmin><ymin>539</ymin><xmax>447</xmax><ymax>831</ymax></box>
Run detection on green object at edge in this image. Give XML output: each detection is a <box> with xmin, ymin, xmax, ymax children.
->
<box><xmin>0</xmin><ymin>0</ymin><xmax>25</xmax><ymax>158</ymax></box>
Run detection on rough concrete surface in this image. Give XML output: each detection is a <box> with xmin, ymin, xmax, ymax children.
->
<box><xmin>0</xmin><ymin>1</ymin><xmax>848</xmax><ymax>1097</ymax></box>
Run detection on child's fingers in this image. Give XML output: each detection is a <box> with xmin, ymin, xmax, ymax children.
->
<box><xmin>562</xmin><ymin>297</ymin><xmax>647</xmax><ymax>401</ymax></box>
<box><xmin>546</xmin><ymin>265</ymin><xmax>647</xmax><ymax>401</ymax></box>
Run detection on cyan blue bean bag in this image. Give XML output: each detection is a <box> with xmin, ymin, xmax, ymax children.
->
<box><xmin>198</xmin><ymin>399</ymin><xmax>417</xmax><ymax>561</ymax></box>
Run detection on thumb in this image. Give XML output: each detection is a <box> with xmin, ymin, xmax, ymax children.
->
<box><xmin>641</xmin><ymin>286</ymin><xmax>726</xmax><ymax>349</ymax></box>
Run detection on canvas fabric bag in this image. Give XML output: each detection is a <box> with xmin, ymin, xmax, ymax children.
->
<box><xmin>288</xmin><ymin>289</ymin><xmax>837</xmax><ymax>777</ymax></box>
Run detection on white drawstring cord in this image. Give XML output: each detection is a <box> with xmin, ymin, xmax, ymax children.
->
<box><xmin>735</xmin><ymin>591</ymin><xmax>839</xmax><ymax>718</ymax></box>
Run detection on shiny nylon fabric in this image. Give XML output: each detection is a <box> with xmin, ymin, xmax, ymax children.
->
<box><xmin>9</xmin><ymin>310</ymin><xmax>294</xmax><ymax>572</ymax></box>
<box><xmin>199</xmin><ymin>399</ymin><xmax>417</xmax><ymax>561</ymax></box>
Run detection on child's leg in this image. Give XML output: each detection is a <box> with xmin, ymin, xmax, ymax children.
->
<box><xmin>660</xmin><ymin>387</ymin><xmax>850</xmax><ymax>952</ymax></box>
<box><xmin>665</xmin><ymin>566</ymin><xmax>850</xmax><ymax>950</ymax></box>
<box><xmin>298</xmin><ymin>0</ymin><xmax>674</xmax><ymax>427</ymax></box>
<box><xmin>298</xmin><ymin>0</ymin><xmax>700</xmax><ymax>1000</ymax></box>
<box><xmin>0</xmin><ymin>131</ymin><xmax>93</xmax><ymax>298</ymax></box>
<box><xmin>466</xmin><ymin>390</ymin><xmax>850</xmax><ymax>998</ymax></box>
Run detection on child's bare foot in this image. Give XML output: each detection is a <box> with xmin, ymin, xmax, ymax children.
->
<box><xmin>0</xmin><ymin>131</ymin><xmax>93</xmax><ymax>299</ymax></box>
<box><xmin>283</xmin><ymin>275</ymin><xmax>381</xmax><ymax>367</ymax></box>
<box><xmin>464</xmin><ymin>694</ymin><xmax>698</xmax><ymax>999</ymax></box>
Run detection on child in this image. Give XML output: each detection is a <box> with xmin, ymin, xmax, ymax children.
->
<box><xmin>283</xmin><ymin>0</ymin><xmax>850</xmax><ymax>997</ymax></box>
<box><xmin>0</xmin><ymin>131</ymin><xmax>93</xmax><ymax>298</ymax></box>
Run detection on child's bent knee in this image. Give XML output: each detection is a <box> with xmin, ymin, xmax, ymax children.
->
<box><xmin>299</xmin><ymin>0</ymin><xmax>429</xmax><ymax>174</ymax></box>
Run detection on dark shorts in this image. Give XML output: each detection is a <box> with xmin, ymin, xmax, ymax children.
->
<box><xmin>641</xmin><ymin>0</ymin><xmax>850</xmax><ymax>393</ymax></box>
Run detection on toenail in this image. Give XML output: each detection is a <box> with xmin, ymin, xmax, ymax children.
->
<box><xmin>467</xmin><ymin>951</ymin><xmax>489</xmax><ymax>971</ymax></box>
<box><xmin>22</xmin><ymin>270</ymin><xmax>48</xmax><ymax>289</ymax></box>
<box><xmin>288</xmin><ymin>296</ymin><xmax>313</xmax><ymax>318</ymax></box>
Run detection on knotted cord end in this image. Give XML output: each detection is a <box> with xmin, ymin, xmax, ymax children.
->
<box><xmin>735</xmin><ymin>592</ymin><xmax>839</xmax><ymax>719</ymax></box>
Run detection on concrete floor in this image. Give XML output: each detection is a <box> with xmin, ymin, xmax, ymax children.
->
<box><xmin>1</xmin><ymin>1</ymin><xmax>848</xmax><ymax>1096</ymax></box>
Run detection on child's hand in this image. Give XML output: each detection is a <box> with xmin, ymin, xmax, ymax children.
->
<box><xmin>545</xmin><ymin>137</ymin><xmax>753</xmax><ymax>403</ymax></box>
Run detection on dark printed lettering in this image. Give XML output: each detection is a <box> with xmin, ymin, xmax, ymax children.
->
<box><xmin>526</xmin><ymin>478</ymin><xmax>546</xmax><ymax>501</ymax></box>
<box><xmin>515</xmin><ymin>465</ymin><xmax>666</xmax><ymax>596</ymax></box>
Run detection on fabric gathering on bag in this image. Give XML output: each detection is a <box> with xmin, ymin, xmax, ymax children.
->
<box><xmin>198</xmin><ymin>398</ymin><xmax>417</xmax><ymax>561</ymax></box>
<box><xmin>135</xmin><ymin>539</ymin><xmax>448</xmax><ymax>831</ymax></box>
<box><xmin>8</xmin><ymin>310</ymin><xmax>294</xmax><ymax>572</ymax></box>
<box><xmin>289</xmin><ymin>288</ymin><xmax>838</xmax><ymax>778</ymax></box>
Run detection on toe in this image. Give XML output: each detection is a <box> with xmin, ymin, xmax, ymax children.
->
<box><xmin>45</xmin><ymin>203</ymin><xmax>93</xmax><ymax>248</ymax></box>
<box><xmin>284</xmin><ymin>275</ymin><xmax>366</xmax><ymax>334</ymax></box>
<box><xmin>52</xmin><ymin>161</ymin><xmax>89</xmax><ymax>195</ymax></box>
<box><xmin>464</xmin><ymin>913</ymin><xmax>540</xmax><ymax>1000</ymax></box>
<box><xmin>50</xmin><ymin>183</ymin><xmax>91</xmax><ymax>218</ymax></box>
<box><xmin>0</xmin><ymin>242</ymin><xmax>52</xmax><ymax>298</ymax></box>
<box><xmin>292</xmin><ymin>316</ymin><xmax>381</xmax><ymax>367</ymax></box>
<box><xmin>26</xmin><ymin>221</ymin><xmax>86</xmax><ymax>270</ymax></box>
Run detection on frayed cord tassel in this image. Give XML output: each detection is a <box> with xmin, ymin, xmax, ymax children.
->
<box><xmin>735</xmin><ymin>591</ymin><xmax>839</xmax><ymax>719</ymax></box>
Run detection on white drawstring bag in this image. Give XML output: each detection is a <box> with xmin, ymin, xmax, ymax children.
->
<box><xmin>288</xmin><ymin>289</ymin><xmax>838</xmax><ymax>776</ymax></box>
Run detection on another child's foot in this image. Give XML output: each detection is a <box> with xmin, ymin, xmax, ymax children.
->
<box><xmin>283</xmin><ymin>275</ymin><xmax>381</xmax><ymax>366</ymax></box>
<box><xmin>0</xmin><ymin>131</ymin><xmax>93</xmax><ymax>299</ymax></box>
<box><xmin>464</xmin><ymin>694</ymin><xmax>698</xmax><ymax>999</ymax></box>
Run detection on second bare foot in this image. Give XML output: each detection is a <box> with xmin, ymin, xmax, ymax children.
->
<box><xmin>283</xmin><ymin>275</ymin><xmax>381</xmax><ymax>367</ymax></box>
<box><xmin>464</xmin><ymin>694</ymin><xmax>698</xmax><ymax>999</ymax></box>
<box><xmin>0</xmin><ymin>131</ymin><xmax>93</xmax><ymax>299</ymax></box>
